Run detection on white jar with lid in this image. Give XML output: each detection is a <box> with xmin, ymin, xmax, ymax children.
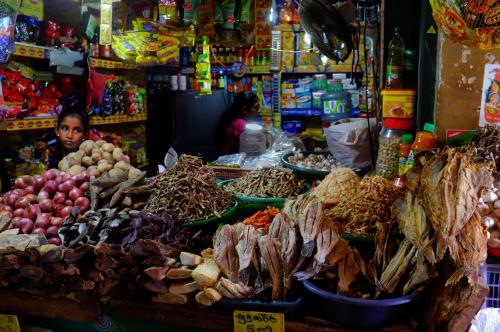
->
<box><xmin>240</xmin><ymin>123</ymin><xmax>266</xmax><ymax>156</ymax></box>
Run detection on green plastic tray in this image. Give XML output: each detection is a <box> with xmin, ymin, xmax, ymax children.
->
<box><xmin>220</xmin><ymin>180</ymin><xmax>308</xmax><ymax>205</ymax></box>
<box><xmin>341</xmin><ymin>232</ymin><xmax>375</xmax><ymax>243</ymax></box>
<box><xmin>181</xmin><ymin>202</ymin><xmax>239</xmax><ymax>227</ymax></box>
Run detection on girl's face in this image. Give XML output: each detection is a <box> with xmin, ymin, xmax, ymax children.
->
<box><xmin>245</xmin><ymin>102</ymin><xmax>260</xmax><ymax>120</ymax></box>
<box><xmin>56</xmin><ymin>116</ymin><xmax>86</xmax><ymax>152</ymax></box>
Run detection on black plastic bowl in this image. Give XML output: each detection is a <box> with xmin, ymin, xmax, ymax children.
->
<box><xmin>302</xmin><ymin>280</ymin><xmax>417</xmax><ymax>328</ymax></box>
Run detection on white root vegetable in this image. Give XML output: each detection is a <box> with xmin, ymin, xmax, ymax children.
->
<box><xmin>484</xmin><ymin>216</ymin><xmax>496</xmax><ymax>229</ymax></box>
<box><xmin>112</xmin><ymin>148</ymin><xmax>124</xmax><ymax>162</ymax></box>
<box><xmin>87</xmin><ymin>166</ymin><xmax>100</xmax><ymax>178</ymax></box>
<box><xmin>91</xmin><ymin>152</ymin><xmax>101</xmax><ymax>163</ymax></box>
<box><xmin>114</xmin><ymin>161</ymin><xmax>131</xmax><ymax>172</ymax></box>
<box><xmin>128</xmin><ymin>167</ymin><xmax>142</xmax><ymax>179</ymax></box>
<box><xmin>68</xmin><ymin>165</ymin><xmax>86</xmax><ymax>176</ymax></box>
<box><xmin>81</xmin><ymin>156</ymin><xmax>94</xmax><ymax>167</ymax></box>
<box><xmin>101</xmin><ymin>143</ymin><xmax>115</xmax><ymax>153</ymax></box>
<box><xmin>495</xmin><ymin>200</ymin><xmax>500</xmax><ymax>210</ymax></box>
<box><xmin>58</xmin><ymin>159</ymin><xmax>70</xmax><ymax>172</ymax></box>
<box><xmin>108</xmin><ymin>168</ymin><xmax>126</xmax><ymax>179</ymax></box>
<box><xmin>494</xmin><ymin>209</ymin><xmax>500</xmax><ymax>218</ymax></box>
<box><xmin>102</xmin><ymin>152</ymin><xmax>113</xmax><ymax>162</ymax></box>
<box><xmin>97</xmin><ymin>163</ymin><xmax>113</xmax><ymax>173</ymax></box>
<box><xmin>477</xmin><ymin>201</ymin><xmax>490</xmax><ymax>216</ymax></box>
<box><xmin>96</xmin><ymin>140</ymin><xmax>106</xmax><ymax>147</ymax></box>
<box><xmin>80</xmin><ymin>140</ymin><xmax>97</xmax><ymax>155</ymax></box>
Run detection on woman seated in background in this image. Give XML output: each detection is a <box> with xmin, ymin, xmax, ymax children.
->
<box><xmin>218</xmin><ymin>92</ymin><xmax>260</xmax><ymax>155</ymax></box>
<box><xmin>48</xmin><ymin>107</ymin><xmax>90</xmax><ymax>169</ymax></box>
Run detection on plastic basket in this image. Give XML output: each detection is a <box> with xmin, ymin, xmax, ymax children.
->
<box><xmin>484</xmin><ymin>263</ymin><xmax>500</xmax><ymax>308</ymax></box>
<box><xmin>209</xmin><ymin>166</ymin><xmax>251</xmax><ymax>181</ymax></box>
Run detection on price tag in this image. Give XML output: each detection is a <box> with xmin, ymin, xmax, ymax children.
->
<box><xmin>0</xmin><ymin>314</ymin><xmax>20</xmax><ymax>332</ymax></box>
<box><xmin>233</xmin><ymin>310</ymin><xmax>284</xmax><ymax>332</ymax></box>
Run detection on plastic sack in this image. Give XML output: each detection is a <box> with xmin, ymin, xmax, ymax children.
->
<box><xmin>469</xmin><ymin>308</ymin><xmax>500</xmax><ymax>332</ymax></box>
<box><xmin>429</xmin><ymin>0</ymin><xmax>499</xmax><ymax>49</ymax></box>
<box><xmin>323</xmin><ymin>117</ymin><xmax>378</xmax><ymax>170</ymax></box>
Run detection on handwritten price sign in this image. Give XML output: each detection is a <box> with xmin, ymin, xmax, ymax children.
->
<box><xmin>233</xmin><ymin>310</ymin><xmax>284</xmax><ymax>332</ymax></box>
<box><xmin>0</xmin><ymin>314</ymin><xmax>20</xmax><ymax>332</ymax></box>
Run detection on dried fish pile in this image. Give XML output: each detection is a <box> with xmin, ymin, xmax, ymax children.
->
<box><xmin>368</xmin><ymin>147</ymin><xmax>494</xmax><ymax>331</ymax></box>
<box><xmin>212</xmin><ymin>198</ymin><xmax>372</xmax><ymax>300</ymax></box>
<box><xmin>322</xmin><ymin>175</ymin><xmax>403</xmax><ymax>237</ymax></box>
<box><xmin>144</xmin><ymin>155</ymin><xmax>234</xmax><ymax>221</ymax></box>
<box><xmin>469</xmin><ymin>126</ymin><xmax>499</xmax><ymax>178</ymax></box>
<box><xmin>312</xmin><ymin>168</ymin><xmax>361</xmax><ymax>203</ymax></box>
<box><xmin>58</xmin><ymin>208</ymin><xmax>212</xmax><ymax>255</ymax></box>
<box><xmin>223</xmin><ymin>167</ymin><xmax>306</xmax><ymax>198</ymax></box>
<box><xmin>287</xmin><ymin>152</ymin><xmax>339</xmax><ymax>172</ymax></box>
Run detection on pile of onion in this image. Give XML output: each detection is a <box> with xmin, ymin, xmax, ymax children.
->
<box><xmin>0</xmin><ymin>169</ymin><xmax>90</xmax><ymax>245</ymax></box>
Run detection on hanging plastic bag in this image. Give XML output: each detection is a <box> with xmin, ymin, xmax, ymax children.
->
<box><xmin>323</xmin><ymin>118</ymin><xmax>378</xmax><ymax>170</ymax></box>
<box><xmin>0</xmin><ymin>0</ymin><xmax>21</xmax><ymax>64</ymax></box>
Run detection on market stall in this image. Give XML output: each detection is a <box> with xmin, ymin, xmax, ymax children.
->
<box><xmin>0</xmin><ymin>0</ymin><xmax>499</xmax><ymax>331</ymax></box>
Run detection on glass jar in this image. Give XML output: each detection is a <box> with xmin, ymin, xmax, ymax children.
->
<box><xmin>375</xmin><ymin>118</ymin><xmax>413</xmax><ymax>179</ymax></box>
<box><xmin>240</xmin><ymin>123</ymin><xmax>266</xmax><ymax>157</ymax></box>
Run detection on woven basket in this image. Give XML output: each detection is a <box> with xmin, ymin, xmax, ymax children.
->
<box><xmin>209</xmin><ymin>166</ymin><xmax>251</xmax><ymax>180</ymax></box>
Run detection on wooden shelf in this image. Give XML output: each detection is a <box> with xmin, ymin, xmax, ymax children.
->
<box><xmin>1</xmin><ymin>113</ymin><xmax>147</xmax><ymax>131</ymax></box>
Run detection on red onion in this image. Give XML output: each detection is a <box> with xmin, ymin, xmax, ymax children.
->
<box><xmin>17</xmin><ymin>218</ymin><xmax>34</xmax><ymax>234</ymax></box>
<box><xmin>43</xmin><ymin>180</ymin><xmax>58</xmax><ymax>194</ymax></box>
<box><xmin>32</xmin><ymin>228</ymin><xmax>46</xmax><ymax>235</ymax></box>
<box><xmin>5</xmin><ymin>193</ymin><xmax>18</xmax><ymax>207</ymax></box>
<box><xmin>13</xmin><ymin>208</ymin><xmax>24</xmax><ymax>217</ymax></box>
<box><xmin>39</xmin><ymin>199</ymin><xmax>53</xmax><ymax>213</ymax></box>
<box><xmin>15</xmin><ymin>176</ymin><xmax>30</xmax><ymax>189</ymax></box>
<box><xmin>64</xmin><ymin>200</ymin><xmax>73</xmax><ymax>207</ymax></box>
<box><xmin>53</xmin><ymin>192</ymin><xmax>66</xmax><ymax>204</ymax></box>
<box><xmin>11</xmin><ymin>216</ymin><xmax>21</xmax><ymax>225</ymax></box>
<box><xmin>22</xmin><ymin>205</ymin><xmax>39</xmax><ymax>220</ymax></box>
<box><xmin>48</xmin><ymin>237</ymin><xmax>61</xmax><ymax>245</ymax></box>
<box><xmin>79</xmin><ymin>182</ymin><xmax>90</xmax><ymax>192</ymax></box>
<box><xmin>1</xmin><ymin>205</ymin><xmax>13</xmax><ymax>213</ymax></box>
<box><xmin>54</xmin><ymin>204</ymin><xmax>64</xmax><ymax>218</ymax></box>
<box><xmin>74</xmin><ymin>197</ymin><xmax>90</xmax><ymax>213</ymax></box>
<box><xmin>50</xmin><ymin>217</ymin><xmax>64</xmax><ymax>227</ymax></box>
<box><xmin>24</xmin><ymin>186</ymin><xmax>35</xmax><ymax>194</ymax></box>
<box><xmin>15</xmin><ymin>196</ymin><xmax>30</xmax><ymax>209</ymax></box>
<box><xmin>0</xmin><ymin>197</ymin><xmax>3</xmax><ymax>204</ymax></box>
<box><xmin>37</xmin><ymin>190</ymin><xmax>50</xmax><ymax>201</ymax></box>
<box><xmin>63</xmin><ymin>172</ymin><xmax>72</xmax><ymax>181</ymax></box>
<box><xmin>60</xmin><ymin>206</ymin><xmax>72</xmax><ymax>218</ymax></box>
<box><xmin>12</xmin><ymin>189</ymin><xmax>25</xmax><ymax>196</ymax></box>
<box><xmin>59</xmin><ymin>180</ymin><xmax>75</xmax><ymax>194</ymax></box>
<box><xmin>25</xmin><ymin>194</ymin><xmax>38</xmax><ymax>204</ymax></box>
<box><xmin>33</xmin><ymin>175</ymin><xmax>45</xmax><ymax>191</ymax></box>
<box><xmin>72</xmin><ymin>172</ymin><xmax>88</xmax><ymax>186</ymax></box>
<box><xmin>46</xmin><ymin>225</ymin><xmax>59</xmax><ymax>237</ymax></box>
<box><xmin>69</xmin><ymin>188</ymin><xmax>83</xmax><ymax>201</ymax></box>
<box><xmin>35</xmin><ymin>213</ymin><xmax>51</xmax><ymax>228</ymax></box>
<box><xmin>43</xmin><ymin>169</ymin><xmax>59</xmax><ymax>181</ymax></box>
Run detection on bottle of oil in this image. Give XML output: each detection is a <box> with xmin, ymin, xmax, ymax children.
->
<box><xmin>385</xmin><ymin>27</ymin><xmax>405</xmax><ymax>88</ymax></box>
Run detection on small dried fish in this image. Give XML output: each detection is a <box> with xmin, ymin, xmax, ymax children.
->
<box><xmin>144</xmin><ymin>155</ymin><xmax>234</xmax><ymax>221</ymax></box>
<box><xmin>224</xmin><ymin>167</ymin><xmax>306</xmax><ymax>198</ymax></box>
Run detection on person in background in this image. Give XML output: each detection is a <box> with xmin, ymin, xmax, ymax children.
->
<box><xmin>48</xmin><ymin>107</ymin><xmax>90</xmax><ymax>169</ymax></box>
<box><xmin>218</xmin><ymin>92</ymin><xmax>260</xmax><ymax>155</ymax></box>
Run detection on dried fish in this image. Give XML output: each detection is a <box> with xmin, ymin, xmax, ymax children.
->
<box><xmin>144</xmin><ymin>155</ymin><xmax>234</xmax><ymax>221</ymax></box>
<box><xmin>298</xmin><ymin>198</ymin><xmax>323</xmax><ymax>257</ymax></box>
<box><xmin>224</xmin><ymin>167</ymin><xmax>306</xmax><ymax>198</ymax></box>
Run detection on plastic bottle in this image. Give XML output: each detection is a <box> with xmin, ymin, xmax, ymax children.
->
<box><xmin>375</xmin><ymin>119</ymin><xmax>413</xmax><ymax>179</ymax></box>
<box><xmin>240</xmin><ymin>123</ymin><xmax>266</xmax><ymax>156</ymax></box>
<box><xmin>320</xmin><ymin>81</ymin><xmax>352</xmax><ymax>122</ymax></box>
<box><xmin>406</xmin><ymin>123</ymin><xmax>437</xmax><ymax>170</ymax></box>
<box><xmin>398</xmin><ymin>133</ymin><xmax>413</xmax><ymax>177</ymax></box>
<box><xmin>386</xmin><ymin>27</ymin><xmax>405</xmax><ymax>88</ymax></box>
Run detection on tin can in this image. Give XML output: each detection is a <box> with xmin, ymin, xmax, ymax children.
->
<box><xmin>178</xmin><ymin>75</ymin><xmax>187</xmax><ymax>91</ymax></box>
<box><xmin>170</xmin><ymin>75</ymin><xmax>178</xmax><ymax>91</ymax></box>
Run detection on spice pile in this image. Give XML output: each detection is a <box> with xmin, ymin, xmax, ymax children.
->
<box><xmin>144</xmin><ymin>155</ymin><xmax>234</xmax><ymax>221</ymax></box>
<box><xmin>242</xmin><ymin>206</ymin><xmax>280</xmax><ymax>232</ymax></box>
<box><xmin>286</xmin><ymin>152</ymin><xmax>339</xmax><ymax>172</ymax></box>
<box><xmin>223</xmin><ymin>167</ymin><xmax>306</xmax><ymax>198</ymax></box>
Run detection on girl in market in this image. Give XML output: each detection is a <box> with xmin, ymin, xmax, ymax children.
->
<box><xmin>218</xmin><ymin>91</ymin><xmax>260</xmax><ymax>154</ymax></box>
<box><xmin>47</xmin><ymin>106</ymin><xmax>90</xmax><ymax>169</ymax></box>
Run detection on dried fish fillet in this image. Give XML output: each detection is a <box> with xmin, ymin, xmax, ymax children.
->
<box><xmin>213</xmin><ymin>225</ymin><xmax>239</xmax><ymax>283</ymax></box>
<box><xmin>298</xmin><ymin>198</ymin><xmax>323</xmax><ymax>257</ymax></box>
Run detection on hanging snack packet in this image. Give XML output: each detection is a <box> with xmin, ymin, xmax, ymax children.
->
<box><xmin>239</xmin><ymin>0</ymin><xmax>251</xmax><ymax>24</ymax></box>
<box><xmin>223</xmin><ymin>0</ymin><xmax>236</xmax><ymax>29</ymax></box>
<box><xmin>183</xmin><ymin>0</ymin><xmax>201</xmax><ymax>25</ymax></box>
<box><xmin>196</xmin><ymin>36</ymin><xmax>211</xmax><ymax>95</ymax></box>
<box><xmin>159</xmin><ymin>0</ymin><xmax>179</xmax><ymax>25</ymax></box>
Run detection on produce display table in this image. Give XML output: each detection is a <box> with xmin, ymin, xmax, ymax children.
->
<box><xmin>0</xmin><ymin>290</ymin><xmax>415</xmax><ymax>331</ymax></box>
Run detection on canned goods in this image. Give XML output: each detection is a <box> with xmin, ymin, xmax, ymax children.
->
<box><xmin>178</xmin><ymin>75</ymin><xmax>187</xmax><ymax>90</ymax></box>
<box><xmin>170</xmin><ymin>75</ymin><xmax>178</xmax><ymax>91</ymax></box>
